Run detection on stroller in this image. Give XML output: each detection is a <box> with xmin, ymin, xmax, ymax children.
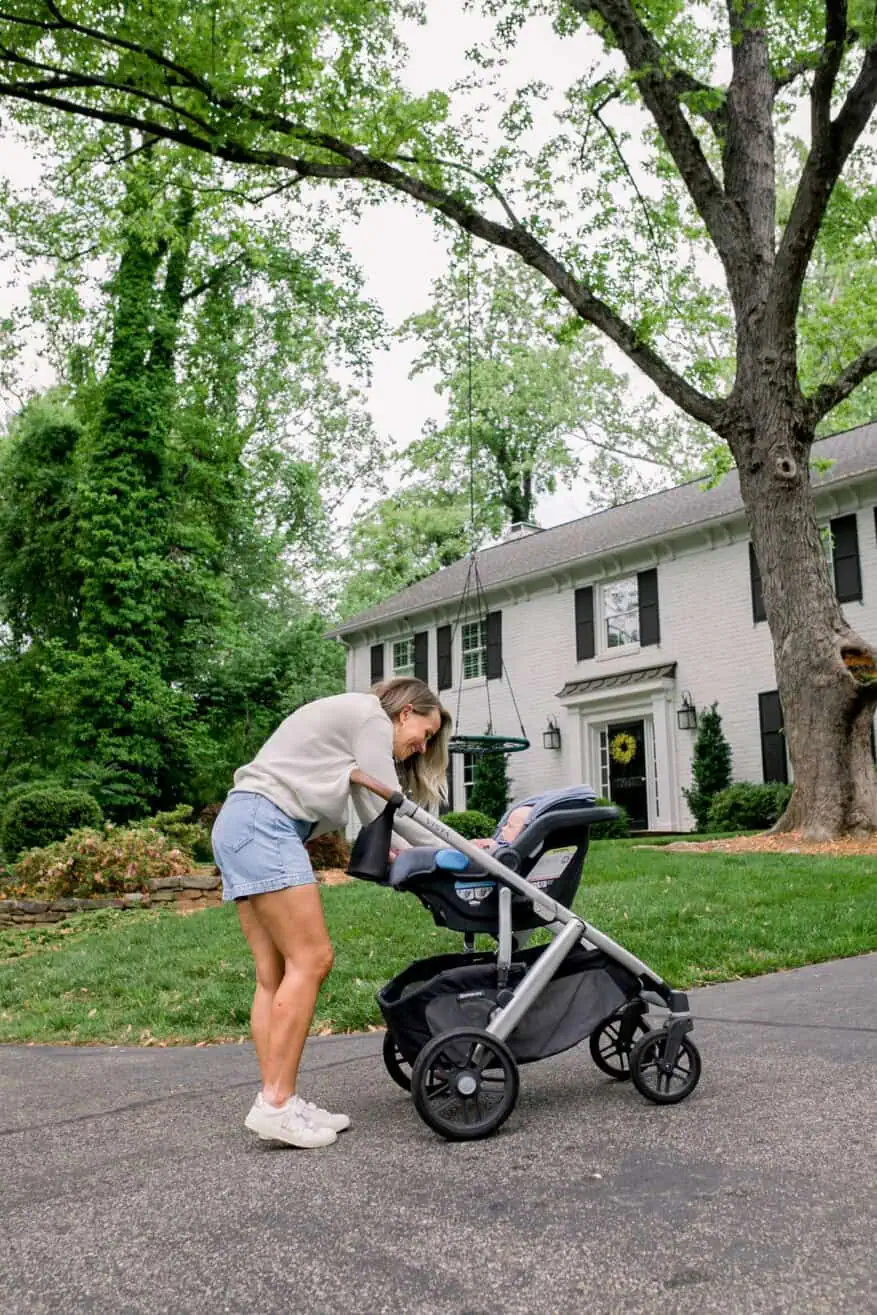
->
<box><xmin>348</xmin><ymin>770</ymin><xmax>701</xmax><ymax>1141</ymax></box>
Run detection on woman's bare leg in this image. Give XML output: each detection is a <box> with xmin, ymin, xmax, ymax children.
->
<box><xmin>244</xmin><ymin>885</ymin><xmax>334</xmax><ymax>1106</ymax></box>
<box><xmin>236</xmin><ymin>899</ymin><xmax>284</xmax><ymax>1087</ymax></box>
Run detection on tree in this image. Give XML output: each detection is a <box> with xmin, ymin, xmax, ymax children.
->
<box><xmin>467</xmin><ymin>751</ymin><xmax>511</xmax><ymax>827</ymax></box>
<box><xmin>682</xmin><ymin>703</ymin><xmax>733</xmax><ymax>832</ymax></box>
<box><xmin>402</xmin><ymin>253</ymin><xmax>691</xmax><ymax>522</ymax></box>
<box><xmin>336</xmin><ymin>485</ymin><xmax>494</xmax><ymax>617</ymax></box>
<box><xmin>0</xmin><ymin>2</ymin><xmax>875</xmax><ymax>837</ymax></box>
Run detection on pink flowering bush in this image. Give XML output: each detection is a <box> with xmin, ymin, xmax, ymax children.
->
<box><xmin>10</xmin><ymin>824</ymin><xmax>195</xmax><ymax>900</ymax></box>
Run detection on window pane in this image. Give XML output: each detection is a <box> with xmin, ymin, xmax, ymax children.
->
<box><xmin>604</xmin><ymin>577</ymin><xmax>639</xmax><ymax>647</ymax></box>
<box><xmin>461</xmin><ymin>620</ymin><xmax>487</xmax><ymax>679</ymax></box>
<box><xmin>393</xmin><ymin>638</ymin><xmax>415</xmax><ymax>675</ymax></box>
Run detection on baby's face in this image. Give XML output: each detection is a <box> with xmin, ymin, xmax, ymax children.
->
<box><xmin>499</xmin><ymin>806</ymin><xmax>532</xmax><ymax>843</ymax></box>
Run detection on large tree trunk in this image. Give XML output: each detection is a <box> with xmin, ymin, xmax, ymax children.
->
<box><xmin>730</xmin><ymin>396</ymin><xmax>877</xmax><ymax>839</ymax></box>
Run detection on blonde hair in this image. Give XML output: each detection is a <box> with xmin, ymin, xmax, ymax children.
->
<box><xmin>373</xmin><ymin>677</ymin><xmax>452</xmax><ymax>810</ymax></box>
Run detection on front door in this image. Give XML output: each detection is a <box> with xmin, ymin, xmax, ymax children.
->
<box><xmin>607</xmin><ymin>719</ymin><xmax>648</xmax><ymax>830</ymax></box>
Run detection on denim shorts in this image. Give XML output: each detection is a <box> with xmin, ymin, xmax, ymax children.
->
<box><xmin>211</xmin><ymin>791</ymin><xmax>316</xmax><ymax>901</ymax></box>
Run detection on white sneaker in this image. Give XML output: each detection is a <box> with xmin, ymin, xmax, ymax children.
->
<box><xmin>289</xmin><ymin>1093</ymin><xmax>351</xmax><ymax>1134</ymax></box>
<box><xmin>245</xmin><ymin>1095</ymin><xmax>336</xmax><ymax>1148</ymax></box>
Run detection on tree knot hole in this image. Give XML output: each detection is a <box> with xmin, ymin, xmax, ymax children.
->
<box><xmin>842</xmin><ymin>649</ymin><xmax>877</xmax><ymax>685</ymax></box>
<box><xmin>775</xmin><ymin>453</ymin><xmax>797</xmax><ymax>480</ymax></box>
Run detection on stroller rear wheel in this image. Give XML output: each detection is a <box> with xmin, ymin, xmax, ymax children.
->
<box><xmin>629</xmin><ymin>1029</ymin><xmax>701</xmax><ymax>1104</ymax></box>
<box><xmin>411</xmin><ymin>1027</ymin><xmax>519</xmax><ymax>1141</ymax></box>
<box><xmin>382</xmin><ymin>1031</ymin><xmax>413</xmax><ymax>1092</ymax></box>
<box><xmin>589</xmin><ymin>1011</ymin><xmax>652</xmax><ymax>1080</ymax></box>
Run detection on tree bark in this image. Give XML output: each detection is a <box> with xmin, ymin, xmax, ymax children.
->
<box><xmin>727</xmin><ymin>389</ymin><xmax>877</xmax><ymax>838</ymax></box>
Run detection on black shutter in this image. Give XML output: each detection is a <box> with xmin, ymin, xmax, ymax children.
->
<box><xmin>831</xmin><ymin>514</ymin><xmax>862</xmax><ymax>603</ymax></box>
<box><xmin>759</xmin><ymin>690</ymin><xmax>788</xmax><ymax>784</ymax></box>
<box><xmin>436</xmin><ymin>625</ymin><xmax>452</xmax><ymax>691</ymax></box>
<box><xmin>413</xmin><ymin>630</ymin><xmax>428</xmax><ymax>682</ymax></box>
<box><xmin>749</xmin><ymin>543</ymin><xmax>766</xmax><ymax>622</ymax></box>
<box><xmin>638</xmin><ymin>568</ymin><xmax>660</xmax><ymax>647</ymax></box>
<box><xmin>575</xmin><ymin>586</ymin><xmax>595</xmax><ymax>660</ymax></box>
<box><xmin>370</xmin><ymin>643</ymin><xmax>384</xmax><ymax>685</ymax></box>
<box><xmin>486</xmin><ymin>611</ymin><xmax>502</xmax><ymax>680</ymax></box>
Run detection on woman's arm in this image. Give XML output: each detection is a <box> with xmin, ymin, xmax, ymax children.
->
<box><xmin>349</xmin><ymin>718</ymin><xmax>441</xmax><ymax>849</ymax></box>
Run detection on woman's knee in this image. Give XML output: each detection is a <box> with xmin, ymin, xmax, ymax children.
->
<box><xmin>294</xmin><ymin>938</ymin><xmax>334</xmax><ymax>984</ymax></box>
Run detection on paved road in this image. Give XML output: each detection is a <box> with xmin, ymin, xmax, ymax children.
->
<box><xmin>2</xmin><ymin>954</ymin><xmax>875</xmax><ymax>1315</ymax></box>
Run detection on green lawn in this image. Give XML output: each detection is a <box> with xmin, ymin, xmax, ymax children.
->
<box><xmin>1</xmin><ymin>840</ymin><xmax>875</xmax><ymax>1045</ymax></box>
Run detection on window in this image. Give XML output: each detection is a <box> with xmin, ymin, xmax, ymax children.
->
<box><xmin>758</xmin><ymin>690</ymin><xmax>788</xmax><ymax>784</ymax></box>
<box><xmin>462</xmin><ymin>620</ymin><xmax>488</xmax><ymax>679</ymax></box>
<box><xmin>392</xmin><ymin>637</ymin><xmax>415</xmax><ymax>677</ymax></box>
<box><xmin>598</xmin><ymin>729</ymin><xmax>610</xmax><ymax>797</ymax></box>
<box><xmin>604</xmin><ymin>577</ymin><xmax>639</xmax><ymax>648</ymax></box>
<box><xmin>463</xmin><ymin>752</ymin><xmax>477</xmax><ymax>807</ymax></box>
<box><xmin>749</xmin><ymin>543</ymin><xmax>766</xmax><ymax>623</ymax></box>
<box><xmin>821</xmin><ymin>515</ymin><xmax>862</xmax><ymax>603</ymax></box>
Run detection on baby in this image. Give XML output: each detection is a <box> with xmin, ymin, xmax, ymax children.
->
<box><xmin>471</xmin><ymin>802</ymin><xmax>533</xmax><ymax>852</ymax></box>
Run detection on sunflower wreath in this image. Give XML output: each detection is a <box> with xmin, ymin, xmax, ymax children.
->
<box><xmin>609</xmin><ymin>731</ymin><xmax>637</xmax><ymax>765</ymax></box>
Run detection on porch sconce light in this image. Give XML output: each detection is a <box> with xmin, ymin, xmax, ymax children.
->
<box><xmin>676</xmin><ymin>690</ymin><xmax>698</xmax><ymax>731</ymax></box>
<box><xmin>542</xmin><ymin>717</ymin><xmax>562</xmax><ymax>750</ymax></box>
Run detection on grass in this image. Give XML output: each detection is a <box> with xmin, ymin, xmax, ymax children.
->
<box><xmin>0</xmin><ymin>840</ymin><xmax>875</xmax><ymax>1045</ymax></box>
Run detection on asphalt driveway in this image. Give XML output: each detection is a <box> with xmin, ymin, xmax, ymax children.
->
<box><xmin>2</xmin><ymin>953</ymin><xmax>875</xmax><ymax>1315</ymax></box>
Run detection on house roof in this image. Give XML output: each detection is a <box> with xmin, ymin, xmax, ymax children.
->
<box><xmin>333</xmin><ymin>422</ymin><xmax>877</xmax><ymax>638</ymax></box>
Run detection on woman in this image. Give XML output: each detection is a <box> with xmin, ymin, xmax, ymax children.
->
<box><xmin>211</xmin><ymin>677</ymin><xmax>452</xmax><ymax>1149</ymax></box>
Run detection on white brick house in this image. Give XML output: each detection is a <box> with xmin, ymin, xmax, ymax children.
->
<box><xmin>332</xmin><ymin>424</ymin><xmax>877</xmax><ymax>831</ymax></box>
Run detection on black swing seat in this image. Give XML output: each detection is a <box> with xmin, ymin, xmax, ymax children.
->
<box><xmin>349</xmin><ymin>785</ymin><xmax>619</xmax><ymax>935</ymax></box>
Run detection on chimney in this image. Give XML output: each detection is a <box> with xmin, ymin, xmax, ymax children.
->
<box><xmin>504</xmin><ymin>520</ymin><xmax>541</xmax><ymax>541</ymax></box>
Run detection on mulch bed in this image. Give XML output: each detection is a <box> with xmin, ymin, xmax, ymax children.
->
<box><xmin>644</xmin><ymin>832</ymin><xmax>877</xmax><ymax>857</ymax></box>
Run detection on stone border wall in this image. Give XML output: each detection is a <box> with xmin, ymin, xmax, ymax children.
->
<box><xmin>0</xmin><ymin>871</ymin><xmax>222</xmax><ymax>927</ymax></box>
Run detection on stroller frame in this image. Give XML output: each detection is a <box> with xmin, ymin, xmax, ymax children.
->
<box><xmin>350</xmin><ymin>770</ymin><xmax>700</xmax><ymax>1138</ymax></box>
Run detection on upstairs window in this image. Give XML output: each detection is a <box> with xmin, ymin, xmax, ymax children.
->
<box><xmin>462</xmin><ymin>620</ymin><xmax>488</xmax><ymax>679</ymax></box>
<box><xmin>604</xmin><ymin>577</ymin><xmax>639</xmax><ymax>648</ymax></box>
<box><xmin>392</xmin><ymin>637</ymin><xmax>415</xmax><ymax>677</ymax></box>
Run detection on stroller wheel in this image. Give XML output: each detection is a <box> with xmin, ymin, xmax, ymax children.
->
<box><xmin>629</xmin><ymin>1030</ymin><xmax>702</xmax><ymax>1105</ymax></box>
<box><xmin>382</xmin><ymin>1031</ymin><xmax>413</xmax><ymax>1093</ymax></box>
<box><xmin>411</xmin><ymin>1027</ymin><xmax>519</xmax><ymax>1142</ymax></box>
<box><xmin>589</xmin><ymin>1012</ymin><xmax>652</xmax><ymax>1081</ymax></box>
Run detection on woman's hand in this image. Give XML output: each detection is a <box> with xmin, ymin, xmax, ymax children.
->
<box><xmin>469</xmin><ymin>837</ymin><xmax>495</xmax><ymax>850</ymax></box>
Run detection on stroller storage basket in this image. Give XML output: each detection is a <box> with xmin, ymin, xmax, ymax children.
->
<box><xmin>379</xmin><ymin>944</ymin><xmax>640</xmax><ymax>1066</ymax></box>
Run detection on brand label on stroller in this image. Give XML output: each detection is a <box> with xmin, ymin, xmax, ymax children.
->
<box><xmin>527</xmin><ymin>847</ymin><xmax>577</xmax><ymax>886</ymax></box>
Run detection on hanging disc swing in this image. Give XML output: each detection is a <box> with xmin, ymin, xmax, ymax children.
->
<box><xmin>446</xmin><ymin>240</ymin><xmax>529</xmax><ymax>758</ymax></box>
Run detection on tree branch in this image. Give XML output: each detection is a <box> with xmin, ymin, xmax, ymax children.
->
<box><xmin>806</xmin><ymin>344</ymin><xmax>877</xmax><ymax>423</ymax></box>
<box><xmin>0</xmin><ymin>17</ymin><xmax>724</xmax><ymax>429</ymax></box>
<box><xmin>567</xmin><ymin>0</ymin><xmax>739</xmax><ymax>263</ymax></box>
<box><xmin>770</xmin><ymin>37</ymin><xmax>877</xmax><ymax>331</ymax></box>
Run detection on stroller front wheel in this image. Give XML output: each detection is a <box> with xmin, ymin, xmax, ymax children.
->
<box><xmin>382</xmin><ymin>1031</ymin><xmax>413</xmax><ymax>1092</ymax></box>
<box><xmin>629</xmin><ymin>1029</ymin><xmax>702</xmax><ymax>1105</ymax></box>
<box><xmin>411</xmin><ymin>1027</ymin><xmax>519</xmax><ymax>1141</ymax></box>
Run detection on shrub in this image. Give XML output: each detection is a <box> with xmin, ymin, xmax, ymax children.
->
<box><xmin>11</xmin><ymin>824</ymin><xmax>195</xmax><ymax>899</ymax></box>
<box><xmin>0</xmin><ymin>787</ymin><xmax>104</xmax><ymax>860</ymax></box>
<box><xmin>682</xmin><ymin>702</ymin><xmax>733</xmax><ymax>831</ymax></box>
<box><xmin>441</xmin><ymin>809</ymin><xmax>496</xmax><ymax>840</ymax></box>
<box><xmin>305</xmin><ymin>831</ymin><xmax>351</xmax><ymax>871</ymax></box>
<box><xmin>589</xmin><ymin>797</ymin><xmax>630</xmax><ymax>840</ymax></box>
<box><xmin>466</xmin><ymin>753</ymin><xmax>510</xmax><ymax>828</ymax></box>
<box><xmin>145</xmin><ymin>804</ymin><xmax>212</xmax><ymax>861</ymax></box>
<box><xmin>706</xmin><ymin>782</ymin><xmax>794</xmax><ymax>833</ymax></box>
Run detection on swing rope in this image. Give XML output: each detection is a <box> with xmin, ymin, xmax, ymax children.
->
<box><xmin>447</xmin><ymin>237</ymin><xmax>529</xmax><ymax>758</ymax></box>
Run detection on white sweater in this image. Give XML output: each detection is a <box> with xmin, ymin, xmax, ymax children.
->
<box><xmin>229</xmin><ymin>691</ymin><xmax>439</xmax><ymax>848</ymax></box>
